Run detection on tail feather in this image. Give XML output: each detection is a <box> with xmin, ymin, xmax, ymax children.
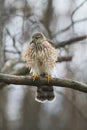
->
<box><xmin>43</xmin><ymin>86</ymin><xmax>55</xmax><ymax>101</ymax></box>
<box><xmin>35</xmin><ymin>86</ymin><xmax>55</xmax><ymax>103</ymax></box>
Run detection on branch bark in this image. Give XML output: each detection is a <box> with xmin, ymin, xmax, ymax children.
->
<box><xmin>0</xmin><ymin>73</ymin><xmax>87</xmax><ymax>93</ymax></box>
<box><xmin>57</xmin><ymin>56</ymin><xmax>72</xmax><ymax>62</ymax></box>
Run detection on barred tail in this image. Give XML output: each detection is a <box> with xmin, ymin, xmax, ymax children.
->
<box><xmin>35</xmin><ymin>86</ymin><xmax>55</xmax><ymax>103</ymax></box>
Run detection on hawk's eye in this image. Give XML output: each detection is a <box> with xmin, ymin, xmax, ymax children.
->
<box><xmin>36</xmin><ymin>35</ymin><xmax>41</xmax><ymax>39</ymax></box>
<box><xmin>38</xmin><ymin>35</ymin><xmax>41</xmax><ymax>38</ymax></box>
<box><xmin>32</xmin><ymin>33</ymin><xmax>43</xmax><ymax>39</ymax></box>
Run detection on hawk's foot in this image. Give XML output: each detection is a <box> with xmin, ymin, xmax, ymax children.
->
<box><xmin>32</xmin><ymin>73</ymin><xmax>39</xmax><ymax>81</ymax></box>
<box><xmin>45</xmin><ymin>74</ymin><xmax>52</xmax><ymax>83</ymax></box>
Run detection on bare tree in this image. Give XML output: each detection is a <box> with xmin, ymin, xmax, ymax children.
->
<box><xmin>0</xmin><ymin>0</ymin><xmax>87</xmax><ymax>130</ymax></box>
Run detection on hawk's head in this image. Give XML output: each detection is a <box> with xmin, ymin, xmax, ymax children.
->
<box><xmin>32</xmin><ymin>33</ymin><xmax>46</xmax><ymax>45</ymax></box>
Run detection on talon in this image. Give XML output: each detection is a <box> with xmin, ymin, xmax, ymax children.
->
<box><xmin>32</xmin><ymin>73</ymin><xmax>39</xmax><ymax>81</ymax></box>
<box><xmin>45</xmin><ymin>74</ymin><xmax>52</xmax><ymax>83</ymax></box>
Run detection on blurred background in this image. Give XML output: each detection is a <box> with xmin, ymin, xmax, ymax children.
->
<box><xmin>0</xmin><ymin>0</ymin><xmax>87</xmax><ymax>130</ymax></box>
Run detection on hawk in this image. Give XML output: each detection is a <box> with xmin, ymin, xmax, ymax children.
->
<box><xmin>22</xmin><ymin>33</ymin><xmax>57</xmax><ymax>103</ymax></box>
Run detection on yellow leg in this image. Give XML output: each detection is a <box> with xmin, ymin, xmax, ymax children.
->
<box><xmin>45</xmin><ymin>74</ymin><xmax>52</xmax><ymax>83</ymax></box>
<box><xmin>32</xmin><ymin>73</ymin><xmax>39</xmax><ymax>81</ymax></box>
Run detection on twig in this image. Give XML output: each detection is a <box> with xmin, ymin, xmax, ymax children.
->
<box><xmin>52</xmin><ymin>17</ymin><xmax>87</xmax><ymax>36</ymax></box>
<box><xmin>0</xmin><ymin>74</ymin><xmax>87</xmax><ymax>93</ymax></box>
<box><xmin>53</xmin><ymin>0</ymin><xmax>87</xmax><ymax>36</ymax></box>
<box><xmin>6</xmin><ymin>28</ymin><xmax>21</xmax><ymax>54</ymax></box>
<box><xmin>71</xmin><ymin>0</ymin><xmax>87</xmax><ymax>22</ymax></box>
<box><xmin>71</xmin><ymin>0</ymin><xmax>87</xmax><ymax>32</ymax></box>
<box><xmin>4</xmin><ymin>49</ymin><xmax>19</xmax><ymax>54</ymax></box>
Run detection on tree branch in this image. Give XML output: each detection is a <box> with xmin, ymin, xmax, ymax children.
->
<box><xmin>0</xmin><ymin>73</ymin><xmax>87</xmax><ymax>93</ymax></box>
<box><xmin>0</xmin><ymin>55</ymin><xmax>71</xmax><ymax>89</ymax></box>
<box><xmin>57</xmin><ymin>56</ymin><xmax>72</xmax><ymax>62</ymax></box>
<box><xmin>55</xmin><ymin>34</ymin><xmax>87</xmax><ymax>48</ymax></box>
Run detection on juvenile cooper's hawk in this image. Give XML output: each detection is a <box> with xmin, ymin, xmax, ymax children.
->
<box><xmin>23</xmin><ymin>33</ymin><xmax>57</xmax><ymax>103</ymax></box>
